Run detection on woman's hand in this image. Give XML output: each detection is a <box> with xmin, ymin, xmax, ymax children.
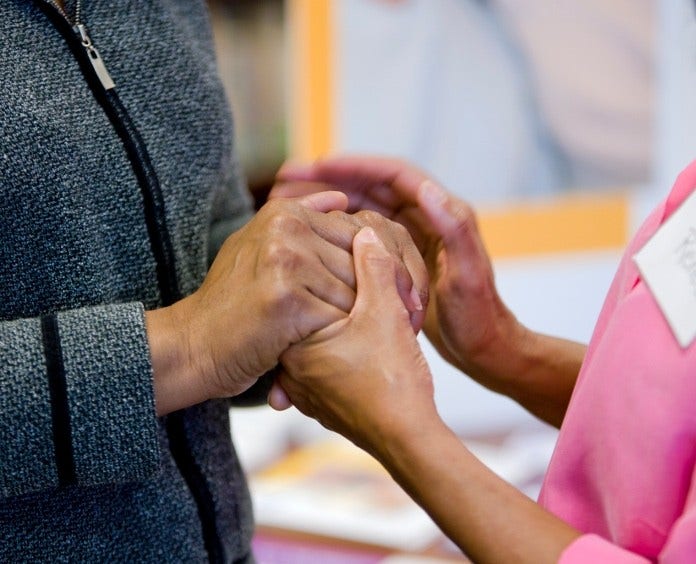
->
<box><xmin>272</xmin><ymin>157</ymin><xmax>522</xmax><ymax>384</ymax></box>
<box><xmin>270</xmin><ymin>227</ymin><xmax>438</xmax><ymax>458</ymax></box>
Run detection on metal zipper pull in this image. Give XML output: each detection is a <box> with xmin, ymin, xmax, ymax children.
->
<box><xmin>75</xmin><ymin>23</ymin><xmax>115</xmax><ymax>91</ymax></box>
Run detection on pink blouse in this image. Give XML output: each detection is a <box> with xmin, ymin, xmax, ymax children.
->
<box><xmin>539</xmin><ymin>161</ymin><xmax>696</xmax><ymax>562</ymax></box>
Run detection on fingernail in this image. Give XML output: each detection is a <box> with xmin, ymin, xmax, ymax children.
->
<box><xmin>419</xmin><ymin>180</ymin><xmax>448</xmax><ymax>207</ymax></box>
<box><xmin>410</xmin><ymin>286</ymin><xmax>423</xmax><ymax>311</ymax></box>
<box><xmin>358</xmin><ymin>226</ymin><xmax>379</xmax><ymax>243</ymax></box>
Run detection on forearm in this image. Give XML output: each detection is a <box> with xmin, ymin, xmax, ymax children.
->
<box><xmin>507</xmin><ymin>330</ymin><xmax>586</xmax><ymax>427</ymax></box>
<box><xmin>376</xmin><ymin>419</ymin><xmax>581</xmax><ymax>563</ymax></box>
<box><xmin>463</xmin><ymin>319</ymin><xmax>585</xmax><ymax>428</ymax></box>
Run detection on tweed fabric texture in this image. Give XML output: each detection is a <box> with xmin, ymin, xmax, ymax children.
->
<box><xmin>0</xmin><ymin>0</ymin><xmax>255</xmax><ymax>561</ymax></box>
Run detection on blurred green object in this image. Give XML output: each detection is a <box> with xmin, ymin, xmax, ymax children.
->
<box><xmin>210</xmin><ymin>0</ymin><xmax>287</xmax><ymax>200</ymax></box>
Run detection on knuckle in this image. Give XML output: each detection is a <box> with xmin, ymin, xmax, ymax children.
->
<box><xmin>258</xmin><ymin>197</ymin><xmax>286</xmax><ymax>220</ymax></box>
<box><xmin>453</xmin><ymin>203</ymin><xmax>477</xmax><ymax>233</ymax></box>
<box><xmin>262</xmin><ymin>277</ymin><xmax>304</xmax><ymax>316</ymax></box>
<box><xmin>449</xmin><ymin>267</ymin><xmax>489</xmax><ymax>297</ymax></box>
<box><xmin>328</xmin><ymin>209</ymin><xmax>347</xmax><ymax>218</ymax></box>
<box><xmin>364</xmin><ymin>251</ymin><xmax>399</xmax><ymax>276</ymax></box>
<box><xmin>266</xmin><ymin>211</ymin><xmax>306</xmax><ymax>236</ymax></box>
<box><xmin>328</xmin><ymin>209</ymin><xmax>353</xmax><ymax>224</ymax></box>
<box><xmin>259</xmin><ymin>200</ymin><xmax>309</xmax><ymax>235</ymax></box>
<box><xmin>365</xmin><ymin>248</ymin><xmax>396</xmax><ymax>266</ymax></box>
<box><xmin>355</xmin><ymin>212</ymin><xmax>414</xmax><ymax>248</ymax></box>
<box><xmin>261</xmin><ymin>239</ymin><xmax>303</xmax><ymax>274</ymax></box>
<box><xmin>354</xmin><ymin>209</ymin><xmax>384</xmax><ymax>226</ymax></box>
<box><xmin>257</xmin><ymin>249</ymin><xmax>316</xmax><ymax>320</ymax></box>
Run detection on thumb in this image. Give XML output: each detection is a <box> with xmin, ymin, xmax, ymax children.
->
<box><xmin>297</xmin><ymin>190</ymin><xmax>349</xmax><ymax>213</ymax></box>
<box><xmin>351</xmin><ymin>227</ymin><xmax>409</xmax><ymax>318</ymax></box>
<box><xmin>417</xmin><ymin>180</ymin><xmax>487</xmax><ymax>272</ymax></box>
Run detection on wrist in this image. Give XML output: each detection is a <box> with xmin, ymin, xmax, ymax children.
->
<box><xmin>459</xmin><ymin>307</ymin><xmax>533</xmax><ymax>393</ymax></box>
<box><xmin>465</xmin><ymin>317</ymin><xmax>582</xmax><ymax>427</ymax></box>
<box><xmin>376</xmin><ymin>411</ymin><xmax>459</xmax><ymax>483</ymax></box>
<box><xmin>370</xmin><ymin>399</ymin><xmax>451</xmax><ymax>469</ymax></box>
<box><xmin>146</xmin><ymin>301</ymin><xmax>209</xmax><ymax>415</ymax></box>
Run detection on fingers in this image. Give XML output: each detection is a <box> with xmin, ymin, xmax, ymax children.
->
<box><xmin>355</xmin><ymin>212</ymin><xmax>427</xmax><ymax>326</ymax></box>
<box><xmin>268</xmin><ymin>379</ymin><xmax>292</xmax><ymax>411</ymax></box>
<box><xmin>284</xmin><ymin>284</ymin><xmax>351</xmax><ymax>355</ymax></box>
<box><xmin>275</xmin><ymin>156</ymin><xmax>434</xmax><ymax>213</ymax></box>
<box><xmin>278</xmin><ymin>156</ymin><xmax>429</xmax><ymax>198</ymax></box>
<box><xmin>275</xmin><ymin>156</ymin><xmax>442</xmax><ymax>256</ymax></box>
<box><xmin>299</xmin><ymin>207</ymin><xmax>428</xmax><ymax>319</ymax></box>
<box><xmin>309</xmin><ymin>238</ymin><xmax>357</xmax><ymax>309</ymax></box>
<box><xmin>262</xmin><ymin>192</ymin><xmax>428</xmax><ymax>324</ymax></box>
<box><xmin>295</xmin><ymin>188</ymin><xmax>349</xmax><ymax>212</ymax></box>
<box><xmin>273</xmin><ymin>180</ymin><xmax>405</xmax><ymax>219</ymax></box>
<box><xmin>270</xmin><ymin>181</ymin><xmax>325</xmax><ymax>200</ymax></box>
<box><xmin>252</xmin><ymin>202</ymin><xmax>357</xmax><ymax>313</ymax></box>
<box><xmin>274</xmin><ymin>160</ymin><xmax>320</xmax><ymax>183</ymax></box>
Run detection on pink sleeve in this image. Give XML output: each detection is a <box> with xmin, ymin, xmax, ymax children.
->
<box><xmin>659</xmin><ymin>462</ymin><xmax>696</xmax><ymax>561</ymax></box>
<box><xmin>561</xmin><ymin>465</ymin><xmax>696</xmax><ymax>564</ymax></box>
<box><xmin>559</xmin><ymin>535</ymin><xmax>648</xmax><ymax>563</ymax></box>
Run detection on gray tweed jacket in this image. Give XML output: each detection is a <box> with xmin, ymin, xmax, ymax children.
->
<box><xmin>0</xmin><ymin>1</ymin><xmax>257</xmax><ymax>562</ymax></box>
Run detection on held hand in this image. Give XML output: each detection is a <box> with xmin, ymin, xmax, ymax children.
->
<box><xmin>271</xmin><ymin>227</ymin><xmax>438</xmax><ymax>457</ymax></box>
<box><xmin>301</xmin><ymin>203</ymin><xmax>429</xmax><ymax>332</ymax></box>
<box><xmin>149</xmin><ymin>191</ymin><xmax>352</xmax><ymax>413</ymax></box>
<box><xmin>149</xmin><ymin>190</ymin><xmax>428</xmax><ymax>415</ymax></box>
<box><xmin>273</xmin><ymin>157</ymin><xmax>585</xmax><ymax>427</ymax></box>
<box><xmin>273</xmin><ymin>156</ymin><xmax>525</xmax><ymax>383</ymax></box>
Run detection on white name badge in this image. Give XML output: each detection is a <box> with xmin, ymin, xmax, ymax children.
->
<box><xmin>633</xmin><ymin>189</ymin><xmax>696</xmax><ymax>348</ymax></box>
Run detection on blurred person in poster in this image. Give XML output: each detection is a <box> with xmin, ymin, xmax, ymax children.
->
<box><xmin>340</xmin><ymin>0</ymin><xmax>654</xmax><ymax>203</ymax></box>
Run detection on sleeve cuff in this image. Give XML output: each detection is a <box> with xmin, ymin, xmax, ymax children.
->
<box><xmin>560</xmin><ymin>534</ymin><xmax>651</xmax><ymax>563</ymax></box>
<box><xmin>58</xmin><ymin>303</ymin><xmax>161</xmax><ymax>485</ymax></box>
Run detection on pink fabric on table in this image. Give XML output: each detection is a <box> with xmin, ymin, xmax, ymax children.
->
<box><xmin>538</xmin><ymin>161</ymin><xmax>696</xmax><ymax>562</ymax></box>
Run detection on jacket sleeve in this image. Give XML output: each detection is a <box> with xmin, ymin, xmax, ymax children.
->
<box><xmin>0</xmin><ymin>302</ymin><xmax>160</xmax><ymax>498</ymax></box>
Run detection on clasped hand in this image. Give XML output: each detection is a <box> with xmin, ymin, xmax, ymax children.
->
<box><xmin>148</xmin><ymin>188</ymin><xmax>428</xmax><ymax>415</ymax></box>
<box><xmin>271</xmin><ymin>156</ymin><xmax>523</xmax><ymax>386</ymax></box>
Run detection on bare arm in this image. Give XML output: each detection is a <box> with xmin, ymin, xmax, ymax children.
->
<box><xmin>482</xmin><ymin>329</ymin><xmax>585</xmax><ymax>428</ymax></box>
<box><xmin>275</xmin><ymin>227</ymin><xmax>581</xmax><ymax>562</ymax></box>
<box><xmin>379</xmin><ymin>417</ymin><xmax>580</xmax><ymax>562</ymax></box>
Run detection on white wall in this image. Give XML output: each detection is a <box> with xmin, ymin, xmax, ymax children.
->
<box><xmin>655</xmin><ymin>0</ymin><xmax>696</xmax><ymax>188</ymax></box>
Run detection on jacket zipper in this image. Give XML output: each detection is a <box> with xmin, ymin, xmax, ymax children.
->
<box><xmin>74</xmin><ymin>23</ymin><xmax>115</xmax><ymax>90</ymax></box>
<box><xmin>46</xmin><ymin>1</ymin><xmax>114</xmax><ymax>88</ymax></box>
<box><xmin>36</xmin><ymin>2</ymin><xmax>224</xmax><ymax>562</ymax></box>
